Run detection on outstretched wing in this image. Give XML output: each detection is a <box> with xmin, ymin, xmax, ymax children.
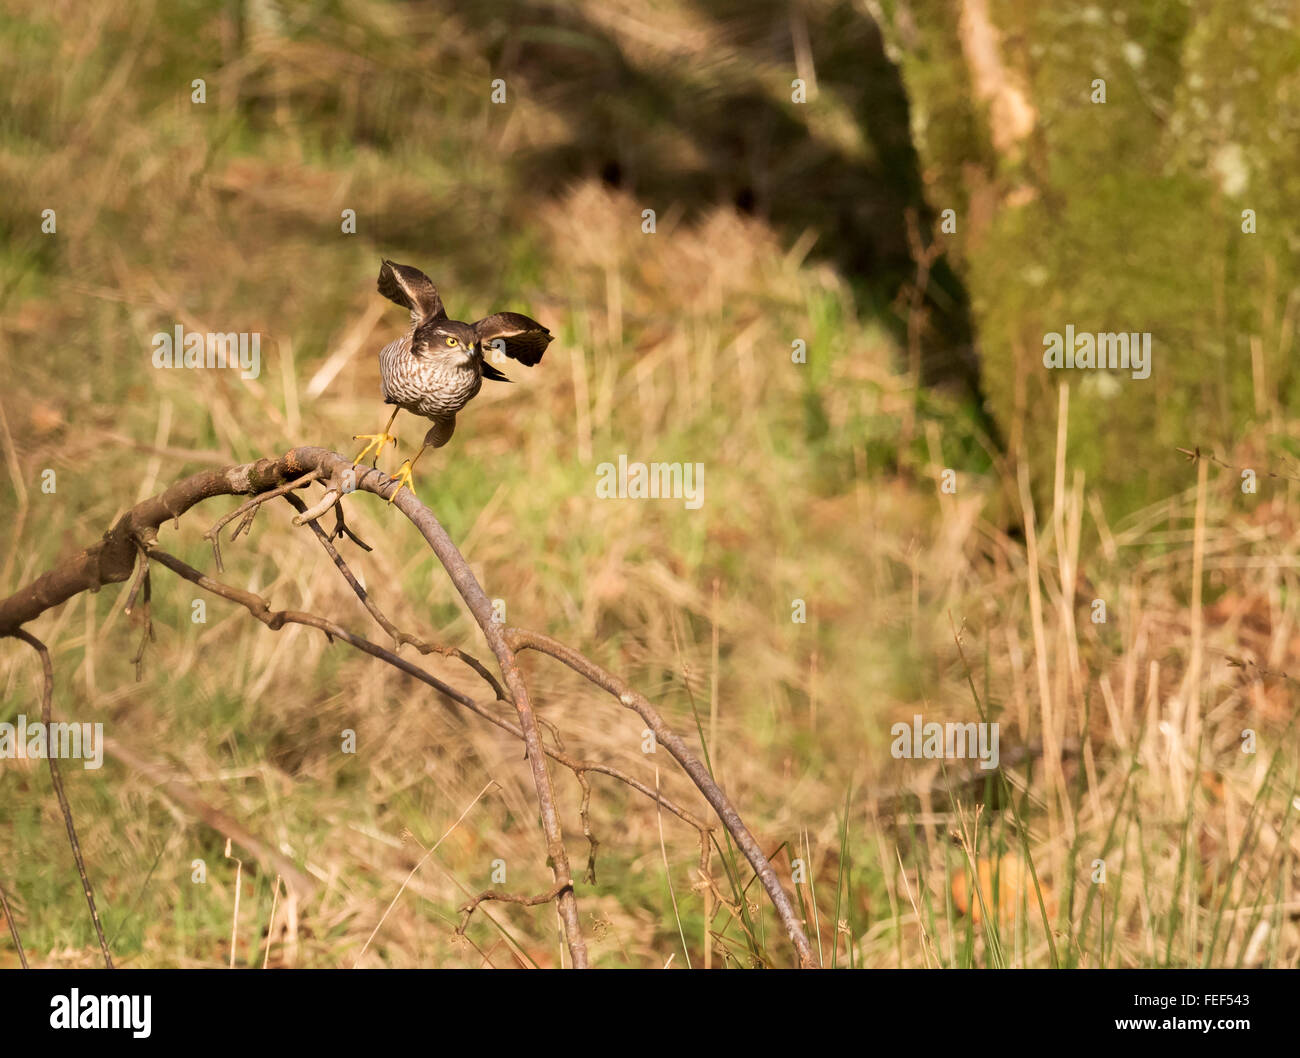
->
<box><xmin>472</xmin><ymin>311</ymin><xmax>552</xmax><ymax>367</ymax></box>
<box><xmin>377</xmin><ymin>260</ymin><xmax>446</xmax><ymax>324</ymax></box>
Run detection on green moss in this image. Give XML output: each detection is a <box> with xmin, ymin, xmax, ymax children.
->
<box><xmin>881</xmin><ymin>0</ymin><xmax>1300</xmax><ymax>515</ymax></box>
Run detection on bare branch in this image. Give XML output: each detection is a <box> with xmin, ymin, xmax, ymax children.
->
<box><xmin>328</xmin><ymin>503</ymin><xmax>371</xmax><ymax>552</ymax></box>
<box><xmin>125</xmin><ymin>543</ymin><xmax>154</xmax><ymax>680</ymax></box>
<box><xmin>456</xmin><ymin>883</ymin><xmax>571</xmax><ymax>936</ymax></box>
<box><xmin>0</xmin><ymin>881</ymin><xmax>28</xmax><ymax>969</ymax></box>
<box><xmin>0</xmin><ymin>446</ymin><xmax>816</xmax><ymax>967</ymax></box>
<box><xmin>282</xmin><ymin>491</ymin><xmax>508</xmax><ymax>701</ymax></box>
<box><xmin>206</xmin><ymin>469</ymin><xmax>323</xmax><ymax>571</ymax></box>
<box><xmin>384</xmin><ymin>468</ymin><xmax>590</xmax><ymax>966</ymax></box>
<box><xmin>11</xmin><ymin>630</ymin><xmax>113</xmax><ymax>969</ymax></box>
<box><xmin>292</xmin><ymin>487</ymin><xmax>342</xmax><ymax>527</ymax></box>
<box><xmin>142</xmin><ymin>545</ymin><xmax>709</xmax><ymax>830</ymax></box>
<box><xmin>507</xmin><ymin>627</ymin><xmax>818</xmax><ymax>968</ymax></box>
<box><xmin>0</xmin><ymin>451</ymin><xmax>325</xmax><ymax>633</ymax></box>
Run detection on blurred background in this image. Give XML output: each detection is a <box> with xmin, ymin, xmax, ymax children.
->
<box><xmin>1</xmin><ymin>0</ymin><xmax>1298</xmax><ymax>968</ymax></box>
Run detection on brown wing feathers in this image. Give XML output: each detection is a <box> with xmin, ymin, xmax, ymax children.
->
<box><xmin>377</xmin><ymin>260</ymin><xmax>446</xmax><ymax>323</ymax></box>
<box><xmin>472</xmin><ymin>311</ymin><xmax>552</xmax><ymax>367</ymax></box>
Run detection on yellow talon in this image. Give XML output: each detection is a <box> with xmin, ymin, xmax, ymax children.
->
<box><xmin>387</xmin><ymin>459</ymin><xmax>417</xmax><ymax>504</ymax></box>
<box><xmin>352</xmin><ymin>432</ymin><xmax>397</xmax><ymax>467</ymax></box>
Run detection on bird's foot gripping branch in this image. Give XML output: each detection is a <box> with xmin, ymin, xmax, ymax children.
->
<box><xmin>0</xmin><ymin>446</ymin><xmax>819</xmax><ymax>969</ymax></box>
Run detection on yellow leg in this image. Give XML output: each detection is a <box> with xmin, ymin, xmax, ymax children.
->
<box><xmin>388</xmin><ymin>444</ymin><xmax>429</xmax><ymax>504</ymax></box>
<box><xmin>353</xmin><ymin>406</ymin><xmax>400</xmax><ymax>466</ymax></box>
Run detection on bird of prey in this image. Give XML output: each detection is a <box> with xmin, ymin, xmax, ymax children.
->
<box><xmin>353</xmin><ymin>260</ymin><xmax>552</xmax><ymax>499</ymax></box>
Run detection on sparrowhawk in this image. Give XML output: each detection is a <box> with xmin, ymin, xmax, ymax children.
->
<box><xmin>353</xmin><ymin>260</ymin><xmax>552</xmax><ymax>499</ymax></box>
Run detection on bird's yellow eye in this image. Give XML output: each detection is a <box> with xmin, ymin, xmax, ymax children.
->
<box><xmin>445</xmin><ymin>336</ymin><xmax>457</xmax><ymax>347</ymax></box>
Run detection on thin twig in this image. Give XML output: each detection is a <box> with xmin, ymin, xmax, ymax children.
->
<box><xmin>329</xmin><ymin>503</ymin><xmax>372</xmax><ymax>552</ymax></box>
<box><xmin>456</xmin><ymin>883</ymin><xmax>571</xmax><ymax>935</ymax></box>
<box><xmin>282</xmin><ymin>492</ymin><xmax>508</xmax><ymax>701</ymax></box>
<box><xmin>12</xmin><ymin>630</ymin><xmax>113</xmax><ymax>968</ymax></box>
<box><xmin>506</xmin><ymin>627</ymin><xmax>819</xmax><ymax>967</ymax></box>
<box><xmin>123</xmin><ymin>544</ymin><xmax>150</xmax><ymax>616</ymax></box>
<box><xmin>1176</xmin><ymin>444</ymin><xmax>1300</xmax><ymax>484</ymax></box>
<box><xmin>385</xmin><ymin>477</ymin><xmax>590</xmax><ymax>966</ymax></box>
<box><xmin>205</xmin><ymin>468</ymin><xmax>322</xmax><ymax>571</ymax></box>
<box><xmin>142</xmin><ymin>545</ymin><xmax>707</xmax><ymax>831</ymax></box>
<box><xmin>292</xmin><ymin>487</ymin><xmax>342</xmax><ymax>526</ymax></box>
<box><xmin>0</xmin><ymin>881</ymin><xmax>29</xmax><ymax>969</ymax></box>
<box><xmin>125</xmin><ymin>544</ymin><xmax>154</xmax><ymax>680</ymax></box>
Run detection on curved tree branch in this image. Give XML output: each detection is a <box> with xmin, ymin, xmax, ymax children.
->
<box><xmin>0</xmin><ymin>446</ymin><xmax>818</xmax><ymax>968</ymax></box>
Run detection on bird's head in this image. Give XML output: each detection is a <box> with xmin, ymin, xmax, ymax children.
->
<box><xmin>412</xmin><ymin>319</ymin><xmax>479</xmax><ymax>362</ymax></box>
